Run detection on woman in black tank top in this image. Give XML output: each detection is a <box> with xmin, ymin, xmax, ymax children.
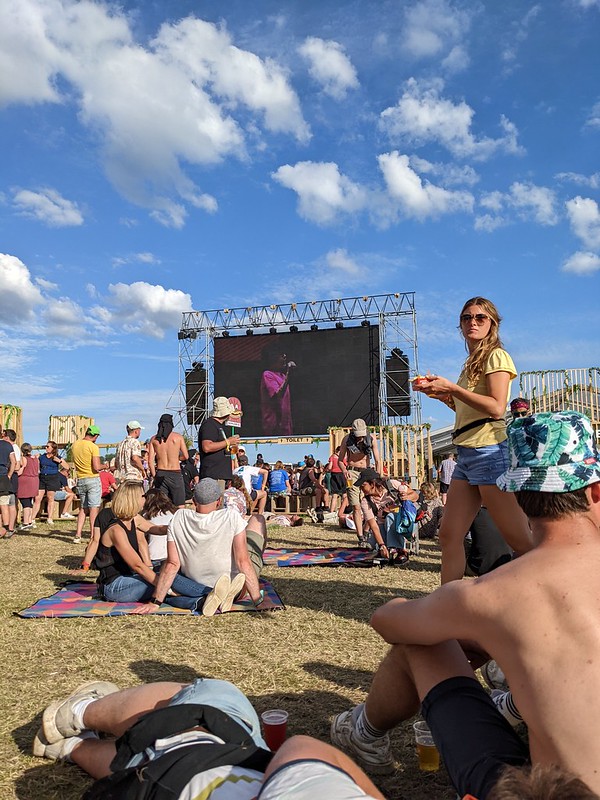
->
<box><xmin>97</xmin><ymin>483</ymin><xmax>211</xmax><ymax>610</ymax></box>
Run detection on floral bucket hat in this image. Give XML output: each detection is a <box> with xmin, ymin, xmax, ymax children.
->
<box><xmin>497</xmin><ymin>410</ymin><xmax>600</xmax><ymax>493</ymax></box>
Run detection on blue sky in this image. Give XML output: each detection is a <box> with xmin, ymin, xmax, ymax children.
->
<box><xmin>1</xmin><ymin>0</ymin><xmax>599</xmax><ymax>462</ymax></box>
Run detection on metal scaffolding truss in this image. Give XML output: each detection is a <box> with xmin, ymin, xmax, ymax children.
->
<box><xmin>168</xmin><ymin>292</ymin><xmax>421</xmax><ymax>438</ymax></box>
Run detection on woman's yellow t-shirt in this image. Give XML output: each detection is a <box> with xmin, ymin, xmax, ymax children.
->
<box><xmin>453</xmin><ymin>348</ymin><xmax>516</xmax><ymax>448</ymax></box>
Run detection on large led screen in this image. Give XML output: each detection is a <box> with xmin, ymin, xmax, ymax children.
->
<box><xmin>213</xmin><ymin>326</ymin><xmax>380</xmax><ymax>437</ymax></box>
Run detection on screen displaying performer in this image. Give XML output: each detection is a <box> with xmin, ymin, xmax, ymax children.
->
<box><xmin>213</xmin><ymin>326</ymin><xmax>380</xmax><ymax>437</ymax></box>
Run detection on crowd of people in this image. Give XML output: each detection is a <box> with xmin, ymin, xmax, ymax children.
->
<box><xmin>6</xmin><ymin>295</ymin><xmax>600</xmax><ymax>798</ymax></box>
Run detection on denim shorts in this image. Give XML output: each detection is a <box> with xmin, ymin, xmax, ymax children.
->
<box><xmin>77</xmin><ymin>477</ymin><xmax>101</xmax><ymax>508</ymax></box>
<box><xmin>452</xmin><ymin>442</ymin><xmax>509</xmax><ymax>486</ymax></box>
<box><xmin>125</xmin><ymin>678</ymin><xmax>267</xmax><ymax>768</ymax></box>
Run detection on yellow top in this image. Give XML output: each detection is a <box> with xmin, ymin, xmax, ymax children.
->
<box><xmin>453</xmin><ymin>348</ymin><xmax>516</xmax><ymax>448</ymax></box>
<box><xmin>71</xmin><ymin>439</ymin><xmax>100</xmax><ymax>478</ymax></box>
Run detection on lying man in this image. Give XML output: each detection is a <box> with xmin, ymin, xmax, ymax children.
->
<box><xmin>136</xmin><ymin>478</ymin><xmax>266</xmax><ymax>612</ymax></box>
<box><xmin>33</xmin><ymin>678</ymin><xmax>386</xmax><ymax>800</ymax></box>
<box><xmin>331</xmin><ymin>411</ymin><xmax>600</xmax><ymax>799</ymax></box>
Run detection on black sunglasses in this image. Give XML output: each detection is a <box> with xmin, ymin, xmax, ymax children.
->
<box><xmin>460</xmin><ymin>313</ymin><xmax>489</xmax><ymax>324</ymax></box>
<box><xmin>512</xmin><ymin>410</ymin><xmax>529</xmax><ymax>418</ymax></box>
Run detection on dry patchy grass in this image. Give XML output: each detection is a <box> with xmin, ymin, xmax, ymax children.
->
<box><xmin>0</xmin><ymin>519</ymin><xmax>455</xmax><ymax>800</ymax></box>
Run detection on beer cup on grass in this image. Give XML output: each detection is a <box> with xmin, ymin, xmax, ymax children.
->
<box><xmin>261</xmin><ymin>709</ymin><xmax>288</xmax><ymax>751</ymax></box>
<box><xmin>413</xmin><ymin>721</ymin><xmax>440</xmax><ymax>771</ymax></box>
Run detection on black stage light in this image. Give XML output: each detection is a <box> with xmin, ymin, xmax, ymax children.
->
<box><xmin>310</xmin><ymin>324</ymin><xmax>318</xmax><ymax>331</ymax></box>
<box><xmin>289</xmin><ymin>325</ymin><xmax>298</xmax><ymax>332</ymax></box>
<box><xmin>269</xmin><ymin>327</ymin><xmax>277</xmax><ymax>334</ymax></box>
<box><xmin>335</xmin><ymin>322</ymin><xmax>344</xmax><ymax>329</ymax></box>
<box><xmin>222</xmin><ymin>331</ymin><xmax>230</xmax><ymax>337</ymax></box>
<box><xmin>246</xmin><ymin>329</ymin><xmax>253</xmax><ymax>335</ymax></box>
<box><xmin>361</xmin><ymin>320</ymin><xmax>370</xmax><ymax>327</ymax></box>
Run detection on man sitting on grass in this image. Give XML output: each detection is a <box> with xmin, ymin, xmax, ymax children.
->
<box><xmin>33</xmin><ymin>678</ymin><xmax>386</xmax><ymax>800</ymax></box>
<box><xmin>331</xmin><ymin>411</ymin><xmax>600</xmax><ymax>799</ymax></box>
<box><xmin>136</xmin><ymin>478</ymin><xmax>266</xmax><ymax>611</ymax></box>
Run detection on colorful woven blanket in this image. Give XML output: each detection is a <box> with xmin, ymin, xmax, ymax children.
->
<box><xmin>263</xmin><ymin>547</ymin><xmax>375</xmax><ymax>567</ymax></box>
<box><xmin>16</xmin><ymin>579</ymin><xmax>285</xmax><ymax>618</ymax></box>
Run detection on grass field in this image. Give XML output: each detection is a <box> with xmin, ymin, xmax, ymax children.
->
<box><xmin>0</xmin><ymin>518</ymin><xmax>457</xmax><ymax>800</ymax></box>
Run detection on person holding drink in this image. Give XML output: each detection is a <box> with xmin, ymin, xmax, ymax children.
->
<box><xmin>198</xmin><ymin>397</ymin><xmax>239</xmax><ymax>489</ymax></box>
<box><xmin>412</xmin><ymin>297</ymin><xmax>532</xmax><ymax>583</ymax></box>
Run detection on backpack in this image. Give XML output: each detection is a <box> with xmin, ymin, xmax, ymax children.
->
<box><xmin>391</xmin><ymin>500</ymin><xmax>417</xmax><ymax>540</ymax></box>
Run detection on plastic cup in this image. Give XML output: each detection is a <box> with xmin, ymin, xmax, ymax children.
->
<box><xmin>413</xmin><ymin>721</ymin><xmax>440</xmax><ymax>772</ymax></box>
<box><xmin>261</xmin><ymin>709</ymin><xmax>288</xmax><ymax>751</ymax></box>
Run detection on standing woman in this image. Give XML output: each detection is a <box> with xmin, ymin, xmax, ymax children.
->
<box><xmin>32</xmin><ymin>441</ymin><xmax>69</xmax><ymax>526</ymax></box>
<box><xmin>414</xmin><ymin>297</ymin><xmax>532</xmax><ymax>583</ymax></box>
<box><xmin>17</xmin><ymin>443</ymin><xmax>40</xmax><ymax>530</ymax></box>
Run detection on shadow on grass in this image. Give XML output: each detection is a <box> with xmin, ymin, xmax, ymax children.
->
<box><xmin>302</xmin><ymin>660</ymin><xmax>374</xmax><ymax>692</ymax></box>
<box><xmin>270</xmin><ymin>575</ymin><xmax>428</xmax><ymax>621</ymax></box>
<box><xmin>19</xmin><ymin>531</ymin><xmax>76</xmax><ymax>544</ymax></box>
<box><xmin>130</xmin><ymin>659</ymin><xmax>203</xmax><ymax>684</ymax></box>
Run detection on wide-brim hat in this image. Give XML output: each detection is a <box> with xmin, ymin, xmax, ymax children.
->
<box><xmin>212</xmin><ymin>397</ymin><xmax>235</xmax><ymax>417</ymax></box>
<box><xmin>497</xmin><ymin>410</ymin><xmax>600</xmax><ymax>493</ymax></box>
<box><xmin>354</xmin><ymin>468</ymin><xmax>380</xmax><ymax>487</ymax></box>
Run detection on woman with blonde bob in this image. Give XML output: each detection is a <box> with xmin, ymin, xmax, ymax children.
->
<box><xmin>414</xmin><ymin>297</ymin><xmax>532</xmax><ymax>583</ymax></box>
<box><xmin>95</xmin><ymin>482</ymin><xmax>214</xmax><ymax>611</ymax></box>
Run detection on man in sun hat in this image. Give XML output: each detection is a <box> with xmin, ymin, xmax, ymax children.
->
<box><xmin>338</xmin><ymin>419</ymin><xmax>382</xmax><ymax>546</ymax></box>
<box><xmin>198</xmin><ymin>397</ymin><xmax>240</xmax><ymax>487</ymax></box>
<box><xmin>331</xmin><ymin>410</ymin><xmax>600</xmax><ymax>798</ymax></box>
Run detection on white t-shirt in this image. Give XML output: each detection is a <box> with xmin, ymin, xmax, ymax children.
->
<box><xmin>147</xmin><ymin>511</ymin><xmax>173</xmax><ymax>561</ymax></box>
<box><xmin>180</xmin><ymin>764</ymin><xmax>262</xmax><ymax>800</ymax></box>
<box><xmin>233</xmin><ymin>465</ymin><xmax>261</xmax><ymax>493</ymax></box>
<box><xmin>167</xmin><ymin>507</ymin><xmax>247</xmax><ymax>586</ymax></box>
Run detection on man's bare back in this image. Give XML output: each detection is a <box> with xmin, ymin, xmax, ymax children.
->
<box><xmin>149</xmin><ymin>432</ymin><xmax>187</xmax><ymax>473</ymax></box>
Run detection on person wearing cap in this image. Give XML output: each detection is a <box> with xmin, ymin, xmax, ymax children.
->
<box><xmin>71</xmin><ymin>425</ymin><xmax>103</xmax><ymax>544</ymax></box>
<box><xmin>147</xmin><ymin>414</ymin><xmax>188</xmax><ymax>509</ymax></box>
<box><xmin>338</xmin><ymin>419</ymin><xmax>382</xmax><ymax>546</ymax></box>
<box><xmin>137</xmin><ymin>478</ymin><xmax>266</xmax><ymax>611</ymax></box>
<box><xmin>115</xmin><ymin>420</ymin><xmax>146</xmax><ymax>484</ymax></box>
<box><xmin>331</xmin><ymin>411</ymin><xmax>600</xmax><ymax>798</ymax></box>
<box><xmin>198</xmin><ymin>397</ymin><xmax>240</xmax><ymax>486</ymax></box>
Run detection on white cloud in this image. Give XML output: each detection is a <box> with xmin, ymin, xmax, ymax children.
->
<box><xmin>476</xmin><ymin>182</ymin><xmax>559</xmax><ymax>229</ymax></box>
<box><xmin>402</xmin><ymin>0</ymin><xmax>472</xmax><ymax>73</ymax></box>
<box><xmin>574</xmin><ymin>0</ymin><xmax>600</xmax><ymax>8</ymax></box>
<box><xmin>43</xmin><ymin>297</ymin><xmax>86</xmax><ymax>337</ymax></box>
<box><xmin>12</xmin><ymin>187</ymin><xmax>84</xmax><ymax>227</ymax></box>
<box><xmin>0</xmin><ymin>253</ymin><xmax>44</xmax><ymax>322</ymax></box>
<box><xmin>409</xmin><ymin>156</ymin><xmax>479</xmax><ymax>186</ymax></box>
<box><xmin>35</xmin><ymin>277</ymin><xmax>58</xmax><ymax>291</ymax></box>
<box><xmin>555</xmin><ymin>171</ymin><xmax>600</xmax><ymax>189</ymax></box>
<box><xmin>566</xmin><ymin>196</ymin><xmax>600</xmax><ymax>249</ymax></box>
<box><xmin>298</xmin><ymin>37</ymin><xmax>359</xmax><ymax>100</ymax></box>
<box><xmin>107</xmin><ymin>281</ymin><xmax>193</xmax><ymax>338</ymax></box>
<box><xmin>501</xmin><ymin>5</ymin><xmax>541</xmax><ymax>71</ymax></box>
<box><xmin>562</xmin><ymin>251</ymin><xmax>600</xmax><ymax>275</ymax></box>
<box><xmin>0</xmin><ymin>2</ymin><xmax>309</xmax><ymax>225</ymax></box>
<box><xmin>112</xmin><ymin>252</ymin><xmax>162</xmax><ymax>268</ymax></box>
<box><xmin>378</xmin><ymin>151</ymin><xmax>473</xmax><ymax>219</ymax></box>
<box><xmin>272</xmin><ymin>161</ymin><xmax>366</xmax><ymax>225</ymax></box>
<box><xmin>325</xmin><ymin>248</ymin><xmax>360</xmax><ymax>275</ymax></box>
<box><xmin>380</xmin><ymin>78</ymin><xmax>523</xmax><ymax>160</ymax></box>
<box><xmin>584</xmin><ymin>100</ymin><xmax>600</xmax><ymax>130</ymax></box>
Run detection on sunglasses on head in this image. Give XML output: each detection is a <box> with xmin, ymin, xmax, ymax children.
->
<box><xmin>460</xmin><ymin>313</ymin><xmax>489</xmax><ymax>324</ymax></box>
<box><xmin>512</xmin><ymin>410</ymin><xmax>529</xmax><ymax>418</ymax></box>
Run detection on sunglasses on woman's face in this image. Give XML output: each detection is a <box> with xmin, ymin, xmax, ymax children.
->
<box><xmin>512</xmin><ymin>410</ymin><xmax>529</xmax><ymax>418</ymax></box>
<box><xmin>460</xmin><ymin>313</ymin><xmax>489</xmax><ymax>324</ymax></box>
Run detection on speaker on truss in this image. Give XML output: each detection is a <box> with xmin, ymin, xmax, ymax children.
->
<box><xmin>385</xmin><ymin>348</ymin><xmax>410</xmax><ymax>417</ymax></box>
<box><xmin>185</xmin><ymin>362</ymin><xmax>206</xmax><ymax>426</ymax></box>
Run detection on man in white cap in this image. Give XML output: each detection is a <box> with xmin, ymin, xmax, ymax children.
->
<box><xmin>115</xmin><ymin>420</ymin><xmax>146</xmax><ymax>484</ymax></box>
<box><xmin>198</xmin><ymin>397</ymin><xmax>240</xmax><ymax>488</ymax></box>
<box><xmin>338</xmin><ymin>419</ymin><xmax>382</xmax><ymax>546</ymax></box>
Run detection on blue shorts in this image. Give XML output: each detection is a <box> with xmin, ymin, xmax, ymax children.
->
<box><xmin>452</xmin><ymin>442</ymin><xmax>509</xmax><ymax>486</ymax></box>
<box><xmin>125</xmin><ymin>678</ymin><xmax>267</xmax><ymax>769</ymax></box>
<box><xmin>77</xmin><ymin>477</ymin><xmax>101</xmax><ymax>509</ymax></box>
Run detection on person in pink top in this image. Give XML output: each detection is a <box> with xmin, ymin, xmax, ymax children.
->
<box><xmin>17</xmin><ymin>442</ymin><xmax>39</xmax><ymax>530</ymax></box>
<box><xmin>260</xmin><ymin>343</ymin><xmax>295</xmax><ymax>435</ymax></box>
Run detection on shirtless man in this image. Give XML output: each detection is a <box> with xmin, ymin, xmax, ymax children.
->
<box><xmin>338</xmin><ymin>419</ymin><xmax>382</xmax><ymax>545</ymax></box>
<box><xmin>331</xmin><ymin>411</ymin><xmax>600</xmax><ymax>798</ymax></box>
<box><xmin>147</xmin><ymin>414</ymin><xmax>188</xmax><ymax>508</ymax></box>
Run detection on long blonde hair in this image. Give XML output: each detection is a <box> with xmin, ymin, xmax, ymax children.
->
<box><xmin>459</xmin><ymin>297</ymin><xmax>503</xmax><ymax>386</ymax></box>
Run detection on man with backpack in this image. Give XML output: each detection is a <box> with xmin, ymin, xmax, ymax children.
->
<box><xmin>338</xmin><ymin>419</ymin><xmax>382</xmax><ymax>546</ymax></box>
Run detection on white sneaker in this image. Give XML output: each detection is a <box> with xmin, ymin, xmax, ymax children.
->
<box><xmin>72</xmin><ymin>536</ymin><xmax>82</xmax><ymax>544</ymax></box>
<box><xmin>42</xmin><ymin>680</ymin><xmax>120</xmax><ymax>743</ymax></box>
<box><xmin>47</xmin><ymin>519</ymin><xmax>55</xmax><ymax>525</ymax></box>
<box><xmin>330</xmin><ymin>708</ymin><xmax>394</xmax><ymax>775</ymax></box>
<box><xmin>60</xmin><ymin>513</ymin><xmax>75</xmax><ymax>519</ymax></box>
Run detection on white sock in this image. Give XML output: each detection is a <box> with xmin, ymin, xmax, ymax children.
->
<box><xmin>70</xmin><ymin>697</ymin><xmax>96</xmax><ymax>732</ymax></box>
<box><xmin>352</xmin><ymin>703</ymin><xmax>387</xmax><ymax>742</ymax></box>
<box><xmin>491</xmin><ymin>690</ymin><xmax>523</xmax><ymax>727</ymax></box>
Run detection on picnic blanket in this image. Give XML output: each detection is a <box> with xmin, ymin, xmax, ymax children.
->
<box><xmin>263</xmin><ymin>547</ymin><xmax>375</xmax><ymax>567</ymax></box>
<box><xmin>16</xmin><ymin>579</ymin><xmax>284</xmax><ymax>618</ymax></box>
